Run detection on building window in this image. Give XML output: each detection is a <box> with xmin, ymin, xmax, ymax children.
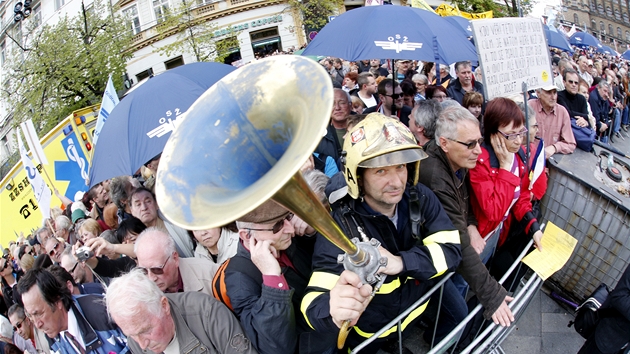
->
<box><xmin>196</xmin><ymin>0</ymin><xmax>217</xmax><ymax>6</ymax></box>
<box><xmin>606</xmin><ymin>5</ymin><xmax>612</xmax><ymax>15</ymax></box>
<box><xmin>250</xmin><ymin>27</ymin><xmax>282</xmax><ymax>59</ymax></box>
<box><xmin>123</xmin><ymin>5</ymin><xmax>141</xmax><ymax>35</ymax></box>
<box><xmin>609</xmin><ymin>23</ymin><xmax>613</xmax><ymax>35</ymax></box>
<box><xmin>626</xmin><ymin>30</ymin><xmax>630</xmax><ymax>41</ymax></box>
<box><xmin>54</xmin><ymin>0</ymin><xmax>66</xmax><ymax>11</ymax></box>
<box><xmin>165</xmin><ymin>56</ymin><xmax>184</xmax><ymax>69</ymax></box>
<box><xmin>597</xmin><ymin>3</ymin><xmax>604</xmax><ymax>12</ymax></box>
<box><xmin>153</xmin><ymin>0</ymin><xmax>169</xmax><ymax>24</ymax></box>
<box><xmin>0</xmin><ymin>41</ymin><xmax>4</xmax><ymax>66</ymax></box>
<box><xmin>591</xmin><ymin>19</ymin><xmax>597</xmax><ymax>30</ymax></box>
<box><xmin>618</xmin><ymin>27</ymin><xmax>622</xmax><ymax>38</ymax></box>
<box><xmin>135</xmin><ymin>68</ymin><xmax>154</xmax><ymax>83</ymax></box>
<box><xmin>32</xmin><ymin>3</ymin><xmax>41</xmax><ymax>27</ymax></box>
<box><xmin>624</xmin><ymin>13</ymin><xmax>629</xmax><ymax>21</ymax></box>
<box><xmin>574</xmin><ymin>13</ymin><xmax>579</xmax><ymax>23</ymax></box>
<box><xmin>600</xmin><ymin>21</ymin><xmax>605</xmax><ymax>32</ymax></box>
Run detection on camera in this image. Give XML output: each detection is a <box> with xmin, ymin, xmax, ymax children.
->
<box><xmin>75</xmin><ymin>246</ymin><xmax>94</xmax><ymax>261</ymax></box>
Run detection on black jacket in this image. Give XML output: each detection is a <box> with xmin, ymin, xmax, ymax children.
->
<box><xmin>588</xmin><ymin>88</ymin><xmax>611</xmax><ymax>132</ymax></box>
<box><xmin>223</xmin><ymin>236</ymin><xmax>324</xmax><ymax>354</ymax></box>
<box><xmin>592</xmin><ymin>263</ymin><xmax>630</xmax><ymax>352</ymax></box>
<box><xmin>418</xmin><ymin>140</ymin><xmax>507</xmax><ymax>319</ymax></box>
<box><xmin>315</xmin><ymin>124</ymin><xmax>343</xmax><ymax>164</ymax></box>
<box><xmin>446</xmin><ymin>78</ymin><xmax>485</xmax><ymax>107</ymax></box>
<box><xmin>557</xmin><ymin>90</ymin><xmax>589</xmax><ymax>121</ymax></box>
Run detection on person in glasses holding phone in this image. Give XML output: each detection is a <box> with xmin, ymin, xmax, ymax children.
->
<box><xmin>530</xmin><ymin>83</ymin><xmax>577</xmax><ymax>156</ymax></box>
<box><xmin>418</xmin><ymin>106</ymin><xmax>515</xmax><ymax>328</ymax></box>
<box><xmin>214</xmin><ymin>200</ymin><xmax>321</xmax><ymax>354</ymax></box>
<box><xmin>364</xmin><ymin>79</ymin><xmax>412</xmax><ymax>126</ymax></box>
<box><xmin>469</xmin><ymin>98</ymin><xmax>544</xmax><ymax>265</ymax></box>
<box><xmin>134</xmin><ymin>228</ymin><xmax>217</xmax><ymax>296</ymax></box>
<box><xmin>8</xmin><ymin>303</ymin><xmax>49</xmax><ymax>354</ymax></box>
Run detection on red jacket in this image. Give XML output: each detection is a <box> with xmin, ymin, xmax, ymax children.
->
<box><xmin>469</xmin><ymin>144</ymin><xmax>537</xmax><ymax>246</ymax></box>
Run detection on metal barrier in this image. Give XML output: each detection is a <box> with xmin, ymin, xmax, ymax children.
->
<box><xmin>351</xmin><ymin>237</ymin><xmax>542</xmax><ymax>354</ymax></box>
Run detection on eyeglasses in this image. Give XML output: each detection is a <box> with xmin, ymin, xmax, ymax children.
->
<box><xmin>0</xmin><ymin>261</ymin><xmax>8</xmax><ymax>271</ymax></box>
<box><xmin>448</xmin><ymin>137</ymin><xmax>484</xmax><ymax>150</ymax></box>
<box><xmin>12</xmin><ymin>318</ymin><xmax>25</xmax><ymax>332</ymax></box>
<box><xmin>498</xmin><ymin>128</ymin><xmax>528</xmax><ymax>141</ymax></box>
<box><xmin>137</xmin><ymin>254</ymin><xmax>171</xmax><ymax>276</ymax></box>
<box><xmin>566</xmin><ymin>79</ymin><xmax>579</xmax><ymax>85</ymax></box>
<box><xmin>244</xmin><ymin>213</ymin><xmax>294</xmax><ymax>234</ymax></box>
<box><xmin>433</xmin><ymin>94</ymin><xmax>448</xmax><ymax>99</ymax></box>
<box><xmin>48</xmin><ymin>242</ymin><xmax>62</xmax><ymax>257</ymax></box>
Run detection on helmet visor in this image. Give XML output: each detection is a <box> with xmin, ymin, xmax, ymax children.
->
<box><xmin>358</xmin><ymin>148</ymin><xmax>427</xmax><ymax>169</ymax></box>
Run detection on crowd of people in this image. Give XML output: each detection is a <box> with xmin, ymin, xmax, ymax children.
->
<box><xmin>0</xmin><ymin>46</ymin><xmax>629</xmax><ymax>354</ymax></box>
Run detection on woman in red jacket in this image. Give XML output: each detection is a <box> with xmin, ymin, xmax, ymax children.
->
<box><xmin>469</xmin><ymin>97</ymin><xmax>543</xmax><ymax>264</ymax></box>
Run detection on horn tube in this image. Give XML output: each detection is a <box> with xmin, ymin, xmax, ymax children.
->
<box><xmin>156</xmin><ymin>56</ymin><xmax>361</xmax><ymax>257</ymax></box>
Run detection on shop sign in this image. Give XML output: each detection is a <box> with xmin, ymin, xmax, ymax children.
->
<box><xmin>214</xmin><ymin>15</ymin><xmax>283</xmax><ymax>37</ymax></box>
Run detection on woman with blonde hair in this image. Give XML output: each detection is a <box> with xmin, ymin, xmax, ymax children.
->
<box><xmin>78</xmin><ymin>219</ymin><xmax>102</xmax><ymax>243</ymax></box>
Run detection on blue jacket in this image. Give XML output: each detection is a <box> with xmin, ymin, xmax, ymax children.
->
<box><xmin>588</xmin><ymin>88</ymin><xmax>610</xmax><ymax>133</ymax></box>
<box><xmin>50</xmin><ymin>295</ymin><xmax>128</xmax><ymax>354</ymax></box>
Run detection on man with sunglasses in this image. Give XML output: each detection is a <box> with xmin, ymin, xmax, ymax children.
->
<box><xmin>44</xmin><ymin>238</ymin><xmax>65</xmax><ymax>264</ymax></box>
<box><xmin>135</xmin><ymin>228</ymin><xmax>217</xmax><ymax>295</ymax></box>
<box><xmin>418</xmin><ymin>107</ymin><xmax>515</xmax><ymax>328</ymax></box>
<box><xmin>8</xmin><ymin>304</ymin><xmax>49</xmax><ymax>353</ymax></box>
<box><xmin>557</xmin><ymin>69</ymin><xmax>591</xmax><ymax>130</ymax></box>
<box><xmin>215</xmin><ymin>200</ymin><xmax>321</xmax><ymax>354</ymax></box>
<box><xmin>364</xmin><ymin>79</ymin><xmax>412</xmax><ymax>126</ymax></box>
<box><xmin>531</xmin><ymin>83</ymin><xmax>577</xmax><ymax>156</ymax></box>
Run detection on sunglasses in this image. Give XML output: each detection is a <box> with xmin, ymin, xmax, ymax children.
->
<box><xmin>388</xmin><ymin>93</ymin><xmax>402</xmax><ymax>99</ymax></box>
<box><xmin>0</xmin><ymin>262</ymin><xmax>8</xmax><ymax>271</ymax></box>
<box><xmin>137</xmin><ymin>254</ymin><xmax>171</xmax><ymax>275</ymax></box>
<box><xmin>448</xmin><ymin>137</ymin><xmax>484</xmax><ymax>150</ymax></box>
<box><xmin>566</xmin><ymin>79</ymin><xmax>579</xmax><ymax>85</ymax></box>
<box><xmin>245</xmin><ymin>213</ymin><xmax>294</xmax><ymax>234</ymax></box>
<box><xmin>498</xmin><ymin>128</ymin><xmax>528</xmax><ymax>141</ymax></box>
<box><xmin>48</xmin><ymin>242</ymin><xmax>62</xmax><ymax>256</ymax></box>
<box><xmin>12</xmin><ymin>318</ymin><xmax>24</xmax><ymax>332</ymax></box>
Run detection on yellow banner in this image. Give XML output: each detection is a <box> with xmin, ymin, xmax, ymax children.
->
<box><xmin>435</xmin><ymin>4</ymin><xmax>493</xmax><ymax>19</ymax></box>
<box><xmin>411</xmin><ymin>0</ymin><xmax>437</xmax><ymax>13</ymax></box>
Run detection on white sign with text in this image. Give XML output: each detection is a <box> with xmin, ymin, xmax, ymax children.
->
<box><xmin>471</xmin><ymin>18</ymin><xmax>553</xmax><ymax>100</ymax></box>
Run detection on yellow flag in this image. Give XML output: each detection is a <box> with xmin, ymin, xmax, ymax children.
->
<box><xmin>435</xmin><ymin>3</ymin><xmax>493</xmax><ymax>18</ymax></box>
<box><xmin>411</xmin><ymin>0</ymin><xmax>437</xmax><ymax>13</ymax></box>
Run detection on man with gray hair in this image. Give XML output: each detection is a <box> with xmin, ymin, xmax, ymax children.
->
<box><xmin>54</xmin><ymin>215</ymin><xmax>76</xmax><ymax>244</ymax></box>
<box><xmin>447</xmin><ymin>61</ymin><xmax>485</xmax><ymax>106</ymax></box>
<box><xmin>35</xmin><ymin>227</ymin><xmax>52</xmax><ymax>249</ymax></box>
<box><xmin>106</xmin><ymin>269</ymin><xmax>256</xmax><ymax>354</ymax></box>
<box><xmin>408</xmin><ymin>99</ymin><xmax>442</xmax><ymax>147</ymax></box>
<box><xmin>134</xmin><ymin>228</ymin><xmax>218</xmax><ymax>295</ymax></box>
<box><xmin>418</xmin><ymin>106</ymin><xmax>515</xmax><ymax>327</ymax></box>
<box><xmin>578</xmin><ymin>55</ymin><xmax>593</xmax><ymax>86</ymax></box>
<box><xmin>412</xmin><ymin>73</ymin><xmax>428</xmax><ymax>101</ymax></box>
<box><xmin>315</xmin><ymin>88</ymin><xmax>353</xmax><ymax>164</ymax></box>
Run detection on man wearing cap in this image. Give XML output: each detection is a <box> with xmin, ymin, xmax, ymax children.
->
<box><xmin>214</xmin><ymin>200</ymin><xmax>321</xmax><ymax>354</ymax></box>
<box><xmin>530</xmin><ymin>83</ymin><xmax>576</xmax><ymax>157</ymax></box>
<box><xmin>578</xmin><ymin>56</ymin><xmax>594</xmax><ymax>87</ymax></box>
<box><xmin>302</xmin><ymin>113</ymin><xmax>464</xmax><ymax>352</ymax></box>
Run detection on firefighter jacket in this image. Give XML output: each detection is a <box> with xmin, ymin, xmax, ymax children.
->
<box><xmin>301</xmin><ymin>181</ymin><xmax>462</xmax><ymax>349</ymax></box>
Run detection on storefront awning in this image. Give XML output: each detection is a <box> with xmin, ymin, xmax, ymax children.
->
<box><xmin>252</xmin><ymin>37</ymin><xmax>280</xmax><ymax>48</ymax></box>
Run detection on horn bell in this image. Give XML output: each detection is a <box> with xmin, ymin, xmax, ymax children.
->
<box><xmin>156</xmin><ymin>56</ymin><xmax>334</xmax><ymax>231</ymax></box>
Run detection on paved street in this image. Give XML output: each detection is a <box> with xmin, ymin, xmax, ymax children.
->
<box><xmin>502</xmin><ymin>287</ymin><xmax>585</xmax><ymax>354</ymax></box>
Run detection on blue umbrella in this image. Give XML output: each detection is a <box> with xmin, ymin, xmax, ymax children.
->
<box><xmin>301</xmin><ymin>5</ymin><xmax>477</xmax><ymax>64</ymax></box>
<box><xmin>596</xmin><ymin>44</ymin><xmax>618</xmax><ymax>56</ymax></box>
<box><xmin>544</xmin><ymin>25</ymin><xmax>573</xmax><ymax>53</ymax></box>
<box><xmin>444</xmin><ymin>16</ymin><xmax>473</xmax><ymax>38</ymax></box>
<box><xmin>569</xmin><ymin>31</ymin><xmax>602</xmax><ymax>48</ymax></box>
<box><xmin>622</xmin><ymin>50</ymin><xmax>630</xmax><ymax>60</ymax></box>
<box><xmin>88</xmin><ymin>62</ymin><xmax>236</xmax><ymax>187</ymax></box>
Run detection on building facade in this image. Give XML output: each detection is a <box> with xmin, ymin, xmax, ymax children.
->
<box><xmin>562</xmin><ymin>0</ymin><xmax>630</xmax><ymax>50</ymax></box>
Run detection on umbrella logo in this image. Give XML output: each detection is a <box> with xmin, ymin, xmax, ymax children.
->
<box><xmin>147</xmin><ymin>108</ymin><xmax>184</xmax><ymax>139</ymax></box>
<box><xmin>374</xmin><ymin>34</ymin><xmax>423</xmax><ymax>53</ymax></box>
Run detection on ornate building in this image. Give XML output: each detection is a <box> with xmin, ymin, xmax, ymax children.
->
<box><xmin>563</xmin><ymin>0</ymin><xmax>630</xmax><ymax>50</ymax></box>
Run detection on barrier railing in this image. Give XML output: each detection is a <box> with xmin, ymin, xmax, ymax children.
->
<box><xmin>352</xmin><ymin>236</ymin><xmax>542</xmax><ymax>354</ymax></box>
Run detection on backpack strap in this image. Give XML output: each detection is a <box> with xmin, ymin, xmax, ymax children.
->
<box><xmin>212</xmin><ymin>256</ymin><xmax>263</xmax><ymax>311</ymax></box>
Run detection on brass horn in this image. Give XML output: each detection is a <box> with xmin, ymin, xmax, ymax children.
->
<box><xmin>156</xmin><ymin>55</ymin><xmax>360</xmax><ymax>258</ymax></box>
